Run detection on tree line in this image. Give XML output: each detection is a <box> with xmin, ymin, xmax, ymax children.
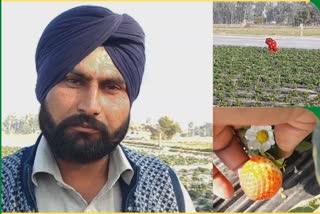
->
<box><xmin>2</xmin><ymin>114</ymin><xmax>183</xmax><ymax>140</ymax></box>
<box><xmin>2</xmin><ymin>114</ymin><xmax>213</xmax><ymax>140</ymax></box>
<box><xmin>213</xmin><ymin>2</ymin><xmax>320</xmax><ymax>26</ymax></box>
<box><xmin>2</xmin><ymin>114</ymin><xmax>39</xmax><ymax>135</ymax></box>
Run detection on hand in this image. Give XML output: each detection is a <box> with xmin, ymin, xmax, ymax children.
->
<box><xmin>212</xmin><ymin>107</ymin><xmax>317</xmax><ymax>199</ymax></box>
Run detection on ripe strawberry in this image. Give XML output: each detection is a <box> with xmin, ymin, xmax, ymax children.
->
<box><xmin>239</xmin><ymin>156</ymin><xmax>283</xmax><ymax>200</ymax></box>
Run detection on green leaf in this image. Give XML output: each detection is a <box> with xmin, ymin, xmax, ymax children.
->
<box><xmin>239</xmin><ymin>127</ymin><xmax>250</xmax><ymax>135</ymax></box>
<box><xmin>238</xmin><ymin>128</ymin><xmax>249</xmax><ymax>144</ymax></box>
<box><xmin>288</xmin><ymin>206</ymin><xmax>315</xmax><ymax>212</ymax></box>
<box><xmin>295</xmin><ymin>140</ymin><xmax>313</xmax><ymax>153</ymax></box>
<box><xmin>313</xmin><ymin>122</ymin><xmax>320</xmax><ymax>186</ymax></box>
<box><xmin>288</xmin><ymin>195</ymin><xmax>320</xmax><ymax>213</ymax></box>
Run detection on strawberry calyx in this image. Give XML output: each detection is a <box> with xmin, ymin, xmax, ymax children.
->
<box><xmin>247</xmin><ymin>149</ymin><xmax>285</xmax><ymax>170</ymax></box>
<box><xmin>259</xmin><ymin>150</ymin><xmax>285</xmax><ymax>170</ymax></box>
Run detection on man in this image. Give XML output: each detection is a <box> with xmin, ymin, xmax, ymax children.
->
<box><xmin>2</xmin><ymin>5</ymin><xmax>194</xmax><ymax>212</ymax></box>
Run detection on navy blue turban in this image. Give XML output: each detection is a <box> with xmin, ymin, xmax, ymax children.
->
<box><xmin>35</xmin><ymin>5</ymin><xmax>145</xmax><ymax>104</ymax></box>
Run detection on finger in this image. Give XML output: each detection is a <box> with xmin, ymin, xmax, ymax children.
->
<box><xmin>275</xmin><ymin>124</ymin><xmax>315</xmax><ymax>158</ymax></box>
<box><xmin>214</xmin><ymin>107</ymin><xmax>300</xmax><ymax>126</ymax></box>
<box><xmin>275</xmin><ymin>109</ymin><xmax>317</xmax><ymax>158</ymax></box>
<box><xmin>232</xmin><ymin>125</ymin><xmax>243</xmax><ymax>130</ymax></box>
<box><xmin>213</xmin><ymin>125</ymin><xmax>234</xmax><ymax>150</ymax></box>
<box><xmin>212</xmin><ymin>163</ymin><xmax>234</xmax><ymax>199</ymax></box>
<box><xmin>214</xmin><ymin>126</ymin><xmax>249</xmax><ymax>173</ymax></box>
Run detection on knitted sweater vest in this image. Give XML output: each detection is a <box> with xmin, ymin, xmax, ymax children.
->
<box><xmin>2</xmin><ymin>142</ymin><xmax>185</xmax><ymax>212</ymax></box>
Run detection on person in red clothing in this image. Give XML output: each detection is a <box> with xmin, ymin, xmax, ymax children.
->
<box><xmin>265</xmin><ymin>38</ymin><xmax>278</xmax><ymax>53</ymax></box>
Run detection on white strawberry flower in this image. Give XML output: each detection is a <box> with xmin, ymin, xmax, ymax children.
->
<box><xmin>245</xmin><ymin>125</ymin><xmax>275</xmax><ymax>152</ymax></box>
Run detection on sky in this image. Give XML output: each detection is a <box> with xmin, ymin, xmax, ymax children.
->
<box><xmin>2</xmin><ymin>2</ymin><xmax>213</xmax><ymax>129</ymax></box>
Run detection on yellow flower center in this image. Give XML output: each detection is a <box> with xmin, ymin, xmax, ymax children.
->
<box><xmin>256</xmin><ymin>130</ymin><xmax>269</xmax><ymax>144</ymax></box>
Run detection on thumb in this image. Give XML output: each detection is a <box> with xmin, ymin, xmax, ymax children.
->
<box><xmin>212</xmin><ymin>163</ymin><xmax>234</xmax><ymax>199</ymax></box>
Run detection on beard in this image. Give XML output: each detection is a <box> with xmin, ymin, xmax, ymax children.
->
<box><xmin>38</xmin><ymin>103</ymin><xmax>130</xmax><ymax>164</ymax></box>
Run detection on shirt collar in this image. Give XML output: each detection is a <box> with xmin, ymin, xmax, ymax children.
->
<box><xmin>32</xmin><ymin>136</ymin><xmax>62</xmax><ymax>186</ymax></box>
<box><xmin>108</xmin><ymin>144</ymin><xmax>134</xmax><ymax>185</ymax></box>
<box><xmin>32</xmin><ymin>136</ymin><xmax>134</xmax><ymax>186</ymax></box>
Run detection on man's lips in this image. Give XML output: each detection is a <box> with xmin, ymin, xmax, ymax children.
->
<box><xmin>68</xmin><ymin>126</ymin><xmax>100</xmax><ymax>134</ymax></box>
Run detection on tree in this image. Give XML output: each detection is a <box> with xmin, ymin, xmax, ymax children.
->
<box><xmin>158</xmin><ymin>116</ymin><xmax>181</xmax><ymax>140</ymax></box>
<box><xmin>265</xmin><ymin>3</ymin><xmax>276</xmax><ymax>24</ymax></box>
<box><xmin>294</xmin><ymin>8</ymin><xmax>312</xmax><ymax>26</ymax></box>
<box><xmin>20</xmin><ymin>114</ymin><xmax>39</xmax><ymax>134</ymax></box>
<box><xmin>3</xmin><ymin>115</ymin><xmax>17</xmax><ymax>134</ymax></box>
<box><xmin>144</xmin><ymin>125</ymin><xmax>160</xmax><ymax>140</ymax></box>
<box><xmin>213</xmin><ymin>2</ymin><xmax>235</xmax><ymax>24</ymax></box>
<box><xmin>274</xmin><ymin>2</ymin><xmax>293</xmax><ymax>24</ymax></box>
<box><xmin>252</xmin><ymin>2</ymin><xmax>266</xmax><ymax>24</ymax></box>
<box><xmin>2</xmin><ymin>114</ymin><xmax>39</xmax><ymax>134</ymax></box>
<box><xmin>234</xmin><ymin>2</ymin><xmax>253</xmax><ymax>24</ymax></box>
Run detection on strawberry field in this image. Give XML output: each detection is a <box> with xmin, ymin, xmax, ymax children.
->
<box><xmin>213</xmin><ymin>46</ymin><xmax>320</xmax><ymax>106</ymax></box>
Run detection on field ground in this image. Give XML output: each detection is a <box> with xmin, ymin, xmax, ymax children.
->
<box><xmin>214</xmin><ymin>24</ymin><xmax>320</xmax><ymax>37</ymax></box>
<box><xmin>2</xmin><ymin>134</ymin><xmax>213</xmax><ymax>212</ymax></box>
<box><xmin>213</xmin><ymin>46</ymin><xmax>320</xmax><ymax>106</ymax></box>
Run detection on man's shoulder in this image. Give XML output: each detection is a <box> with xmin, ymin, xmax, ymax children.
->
<box><xmin>2</xmin><ymin>148</ymin><xmax>27</xmax><ymax>194</ymax></box>
<box><xmin>2</xmin><ymin>146</ymin><xmax>37</xmax><ymax>212</ymax></box>
<box><xmin>2</xmin><ymin>146</ymin><xmax>34</xmax><ymax>177</ymax></box>
<box><xmin>3</xmin><ymin>147</ymin><xmax>26</xmax><ymax>166</ymax></box>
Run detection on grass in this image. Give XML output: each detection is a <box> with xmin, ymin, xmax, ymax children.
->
<box><xmin>170</xmin><ymin>141</ymin><xmax>212</xmax><ymax>151</ymax></box>
<box><xmin>2</xmin><ymin>146</ymin><xmax>21</xmax><ymax>157</ymax></box>
<box><xmin>214</xmin><ymin>24</ymin><xmax>320</xmax><ymax>37</ymax></box>
<box><xmin>213</xmin><ymin>46</ymin><xmax>320</xmax><ymax>106</ymax></box>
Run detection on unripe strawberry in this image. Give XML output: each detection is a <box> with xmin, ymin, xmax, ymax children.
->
<box><xmin>239</xmin><ymin>156</ymin><xmax>283</xmax><ymax>200</ymax></box>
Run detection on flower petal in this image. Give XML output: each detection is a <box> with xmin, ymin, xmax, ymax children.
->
<box><xmin>245</xmin><ymin>128</ymin><xmax>257</xmax><ymax>140</ymax></box>
<box><xmin>247</xmin><ymin>140</ymin><xmax>260</xmax><ymax>150</ymax></box>
<box><xmin>250</xmin><ymin>126</ymin><xmax>261</xmax><ymax>131</ymax></box>
<box><xmin>261</xmin><ymin>125</ymin><xmax>272</xmax><ymax>131</ymax></box>
<box><xmin>261</xmin><ymin>141</ymin><xmax>272</xmax><ymax>151</ymax></box>
<box><xmin>267</xmin><ymin>131</ymin><xmax>275</xmax><ymax>146</ymax></box>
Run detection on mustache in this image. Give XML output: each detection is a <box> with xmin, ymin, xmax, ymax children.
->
<box><xmin>57</xmin><ymin>114</ymin><xmax>107</xmax><ymax>133</ymax></box>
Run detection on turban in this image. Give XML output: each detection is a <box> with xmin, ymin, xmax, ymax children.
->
<box><xmin>35</xmin><ymin>5</ymin><xmax>145</xmax><ymax>104</ymax></box>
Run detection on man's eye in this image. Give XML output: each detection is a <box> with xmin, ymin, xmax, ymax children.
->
<box><xmin>65</xmin><ymin>78</ymin><xmax>82</xmax><ymax>86</ymax></box>
<box><xmin>104</xmin><ymin>84</ymin><xmax>121</xmax><ymax>91</ymax></box>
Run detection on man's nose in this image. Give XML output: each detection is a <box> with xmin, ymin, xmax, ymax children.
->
<box><xmin>77</xmin><ymin>84</ymin><xmax>102</xmax><ymax>116</ymax></box>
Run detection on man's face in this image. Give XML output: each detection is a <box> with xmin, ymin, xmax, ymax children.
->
<box><xmin>39</xmin><ymin>47</ymin><xmax>131</xmax><ymax>163</ymax></box>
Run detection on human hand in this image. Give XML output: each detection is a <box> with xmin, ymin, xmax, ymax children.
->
<box><xmin>212</xmin><ymin>107</ymin><xmax>317</xmax><ymax>199</ymax></box>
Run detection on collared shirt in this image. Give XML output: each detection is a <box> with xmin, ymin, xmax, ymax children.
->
<box><xmin>32</xmin><ymin>136</ymin><xmax>195</xmax><ymax>212</ymax></box>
